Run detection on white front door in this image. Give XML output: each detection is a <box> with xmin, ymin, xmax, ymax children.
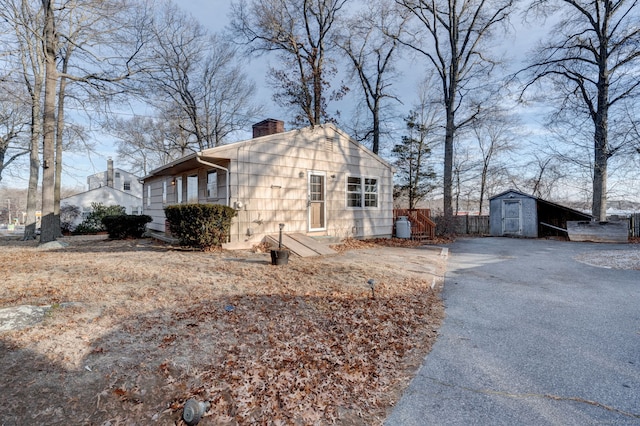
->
<box><xmin>308</xmin><ymin>172</ymin><xmax>326</xmax><ymax>231</ymax></box>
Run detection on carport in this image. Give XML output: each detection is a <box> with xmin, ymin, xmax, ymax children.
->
<box><xmin>489</xmin><ymin>190</ymin><xmax>592</xmax><ymax>238</ymax></box>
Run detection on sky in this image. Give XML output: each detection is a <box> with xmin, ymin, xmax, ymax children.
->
<box><xmin>3</xmin><ymin>0</ymin><xmax>541</xmax><ymax>189</ymax></box>
<box><xmin>4</xmin><ymin>0</ymin><xmax>636</xmax><ymax>204</ymax></box>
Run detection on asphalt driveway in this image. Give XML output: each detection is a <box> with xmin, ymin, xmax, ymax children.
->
<box><xmin>386</xmin><ymin>237</ymin><xmax>640</xmax><ymax>425</ymax></box>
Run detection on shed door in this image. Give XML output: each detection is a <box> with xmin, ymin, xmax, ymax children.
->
<box><xmin>308</xmin><ymin>173</ymin><xmax>326</xmax><ymax>231</ymax></box>
<box><xmin>502</xmin><ymin>200</ymin><xmax>522</xmax><ymax>235</ymax></box>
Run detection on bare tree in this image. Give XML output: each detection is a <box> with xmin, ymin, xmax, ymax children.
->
<box><xmin>510</xmin><ymin>151</ymin><xmax>566</xmax><ymax>199</ymax></box>
<box><xmin>197</xmin><ymin>34</ymin><xmax>263</xmax><ymax>146</ymax></box>
<box><xmin>143</xmin><ymin>3</ymin><xmax>261</xmax><ymax>151</ymax></box>
<box><xmin>231</xmin><ymin>0</ymin><xmax>348</xmax><ymax>126</ymax></box>
<box><xmin>452</xmin><ymin>144</ymin><xmax>476</xmax><ymax>214</ymax></box>
<box><xmin>1</xmin><ymin>0</ymin><xmax>46</xmax><ymax>240</ymax></box>
<box><xmin>394</xmin><ymin>0</ymin><xmax>515</xmax><ymax>233</ymax></box>
<box><xmin>109</xmin><ymin>115</ymin><xmax>189</xmax><ymax>175</ymax></box>
<box><xmin>335</xmin><ymin>1</ymin><xmax>406</xmax><ymax>154</ymax></box>
<box><xmin>0</xmin><ymin>84</ymin><xmax>29</xmax><ymax>184</ymax></box>
<box><xmin>520</xmin><ymin>0</ymin><xmax>640</xmax><ymax>220</ymax></box>
<box><xmin>40</xmin><ymin>0</ymin><xmax>147</xmax><ymax>242</ymax></box>
<box><xmin>1</xmin><ymin>0</ymin><xmax>147</xmax><ymax>241</ymax></box>
<box><xmin>471</xmin><ymin>111</ymin><xmax>516</xmax><ymax>214</ymax></box>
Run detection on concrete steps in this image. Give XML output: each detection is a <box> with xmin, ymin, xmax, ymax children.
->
<box><xmin>265</xmin><ymin>233</ymin><xmax>337</xmax><ymax>257</ymax></box>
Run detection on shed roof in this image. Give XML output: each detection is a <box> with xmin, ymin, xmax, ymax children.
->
<box><xmin>491</xmin><ymin>189</ymin><xmax>592</xmax><ymax>220</ymax></box>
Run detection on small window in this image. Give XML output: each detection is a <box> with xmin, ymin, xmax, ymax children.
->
<box><xmin>364</xmin><ymin>178</ymin><xmax>378</xmax><ymax>207</ymax></box>
<box><xmin>187</xmin><ymin>175</ymin><xmax>198</xmax><ymax>203</ymax></box>
<box><xmin>347</xmin><ymin>177</ymin><xmax>362</xmax><ymax>207</ymax></box>
<box><xmin>346</xmin><ymin>176</ymin><xmax>378</xmax><ymax>208</ymax></box>
<box><xmin>123</xmin><ymin>181</ymin><xmax>131</xmax><ymax>191</ymax></box>
<box><xmin>207</xmin><ymin>171</ymin><xmax>217</xmax><ymax>199</ymax></box>
<box><xmin>115</xmin><ymin>172</ymin><xmax>121</xmax><ymax>178</ymax></box>
<box><xmin>176</xmin><ymin>177</ymin><xmax>183</xmax><ymax>203</ymax></box>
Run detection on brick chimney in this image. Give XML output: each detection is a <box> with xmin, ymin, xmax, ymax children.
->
<box><xmin>252</xmin><ymin>119</ymin><xmax>284</xmax><ymax>138</ymax></box>
<box><xmin>106</xmin><ymin>158</ymin><xmax>114</xmax><ymax>188</ymax></box>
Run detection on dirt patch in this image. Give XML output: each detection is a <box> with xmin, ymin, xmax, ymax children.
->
<box><xmin>0</xmin><ymin>236</ymin><xmax>446</xmax><ymax>425</ymax></box>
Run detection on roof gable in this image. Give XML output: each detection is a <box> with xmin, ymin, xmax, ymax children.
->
<box><xmin>490</xmin><ymin>189</ymin><xmax>592</xmax><ymax>220</ymax></box>
<box><xmin>62</xmin><ymin>185</ymin><xmax>142</xmax><ymax>201</ymax></box>
<box><xmin>144</xmin><ymin>123</ymin><xmax>393</xmax><ymax>179</ymax></box>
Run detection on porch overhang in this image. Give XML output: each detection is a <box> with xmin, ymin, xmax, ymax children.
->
<box><xmin>141</xmin><ymin>153</ymin><xmax>231</xmax><ymax>180</ymax></box>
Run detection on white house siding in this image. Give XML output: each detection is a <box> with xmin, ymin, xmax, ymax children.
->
<box><xmin>223</xmin><ymin>125</ymin><xmax>393</xmax><ymax>244</ymax></box>
<box><xmin>145</xmin><ymin>177</ymin><xmax>174</xmax><ymax>232</ymax></box>
<box><xmin>143</xmin><ymin>124</ymin><xmax>394</xmax><ymax>246</ymax></box>
<box><xmin>87</xmin><ymin>168</ymin><xmax>142</xmax><ymax>199</ymax></box>
<box><xmin>61</xmin><ymin>187</ymin><xmax>143</xmax><ymax>228</ymax></box>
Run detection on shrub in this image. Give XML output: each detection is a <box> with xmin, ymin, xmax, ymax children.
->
<box><xmin>164</xmin><ymin>204</ymin><xmax>237</xmax><ymax>250</ymax></box>
<box><xmin>74</xmin><ymin>203</ymin><xmax>126</xmax><ymax>234</ymax></box>
<box><xmin>102</xmin><ymin>214</ymin><xmax>152</xmax><ymax>239</ymax></box>
<box><xmin>60</xmin><ymin>204</ymin><xmax>81</xmax><ymax>234</ymax></box>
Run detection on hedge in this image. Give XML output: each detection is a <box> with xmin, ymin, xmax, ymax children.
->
<box><xmin>102</xmin><ymin>214</ymin><xmax>153</xmax><ymax>239</ymax></box>
<box><xmin>164</xmin><ymin>204</ymin><xmax>237</xmax><ymax>250</ymax></box>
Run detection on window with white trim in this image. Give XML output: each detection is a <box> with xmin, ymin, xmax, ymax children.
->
<box><xmin>187</xmin><ymin>174</ymin><xmax>198</xmax><ymax>203</ymax></box>
<box><xmin>346</xmin><ymin>176</ymin><xmax>378</xmax><ymax>208</ymax></box>
<box><xmin>176</xmin><ymin>177</ymin><xmax>183</xmax><ymax>203</ymax></box>
<box><xmin>123</xmin><ymin>181</ymin><xmax>131</xmax><ymax>191</ymax></box>
<box><xmin>207</xmin><ymin>171</ymin><xmax>217</xmax><ymax>199</ymax></box>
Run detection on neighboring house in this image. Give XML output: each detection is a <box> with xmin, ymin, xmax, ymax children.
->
<box><xmin>142</xmin><ymin>119</ymin><xmax>395</xmax><ymax>248</ymax></box>
<box><xmin>61</xmin><ymin>159</ymin><xmax>143</xmax><ymax>228</ymax></box>
<box><xmin>489</xmin><ymin>189</ymin><xmax>592</xmax><ymax>238</ymax></box>
<box><xmin>87</xmin><ymin>159</ymin><xmax>143</xmax><ymax>199</ymax></box>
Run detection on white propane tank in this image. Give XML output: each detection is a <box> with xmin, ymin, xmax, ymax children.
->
<box><xmin>395</xmin><ymin>216</ymin><xmax>411</xmax><ymax>239</ymax></box>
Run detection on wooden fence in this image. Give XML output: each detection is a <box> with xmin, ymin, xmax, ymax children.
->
<box><xmin>430</xmin><ymin>214</ymin><xmax>490</xmax><ymax>236</ymax></box>
<box><xmin>454</xmin><ymin>215</ymin><xmax>490</xmax><ymax>235</ymax></box>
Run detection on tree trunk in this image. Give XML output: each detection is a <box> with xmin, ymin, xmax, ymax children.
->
<box><xmin>592</xmin><ymin>43</ymin><xmax>609</xmax><ymax>222</ymax></box>
<box><xmin>313</xmin><ymin>53</ymin><xmax>322</xmax><ymax>126</ymax></box>
<box><xmin>372</xmin><ymin>97</ymin><xmax>380</xmax><ymax>154</ymax></box>
<box><xmin>54</xmin><ymin>59</ymin><xmax>69</xmax><ymax>238</ymax></box>
<box><xmin>442</xmin><ymin>101</ymin><xmax>455</xmax><ymax>233</ymax></box>
<box><xmin>23</xmin><ymin>101</ymin><xmax>41</xmax><ymax>241</ymax></box>
<box><xmin>479</xmin><ymin>164</ymin><xmax>487</xmax><ymax>216</ymax></box>
<box><xmin>40</xmin><ymin>0</ymin><xmax>58</xmax><ymax>244</ymax></box>
<box><xmin>592</xmin><ymin>122</ymin><xmax>608</xmax><ymax>220</ymax></box>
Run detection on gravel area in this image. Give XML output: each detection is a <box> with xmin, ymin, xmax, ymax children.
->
<box><xmin>574</xmin><ymin>247</ymin><xmax>640</xmax><ymax>270</ymax></box>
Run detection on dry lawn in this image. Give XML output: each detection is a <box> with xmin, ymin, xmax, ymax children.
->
<box><xmin>0</xmin><ymin>236</ymin><xmax>447</xmax><ymax>425</ymax></box>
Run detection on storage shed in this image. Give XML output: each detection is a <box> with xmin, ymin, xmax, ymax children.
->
<box><xmin>489</xmin><ymin>190</ymin><xmax>592</xmax><ymax>238</ymax></box>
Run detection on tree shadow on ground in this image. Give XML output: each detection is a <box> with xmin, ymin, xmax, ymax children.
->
<box><xmin>0</xmin><ymin>284</ymin><xmax>442</xmax><ymax>425</ymax></box>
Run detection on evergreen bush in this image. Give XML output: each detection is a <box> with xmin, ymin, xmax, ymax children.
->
<box><xmin>74</xmin><ymin>203</ymin><xmax>126</xmax><ymax>234</ymax></box>
<box><xmin>164</xmin><ymin>204</ymin><xmax>237</xmax><ymax>250</ymax></box>
<box><xmin>102</xmin><ymin>214</ymin><xmax>152</xmax><ymax>239</ymax></box>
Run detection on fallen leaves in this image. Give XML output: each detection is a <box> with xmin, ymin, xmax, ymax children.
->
<box><xmin>0</xmin><ymin>237</ymin><xmax>446</xmax><ymax>425</ymax></box>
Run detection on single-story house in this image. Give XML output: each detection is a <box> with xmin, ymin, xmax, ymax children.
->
<box><xmin>61</xmin><ymin>159</ymin><xmax>143</xmax><ymax>228</ymax></box>
<box><xmin>489</xmin><ymin>189</ymin><xmax>592</xmax><ymax>238</ymax></box>
<box><xmin>142</xmin><ymin>120</ymin><xmax>395</xmax><ymax>248</ymax></box>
